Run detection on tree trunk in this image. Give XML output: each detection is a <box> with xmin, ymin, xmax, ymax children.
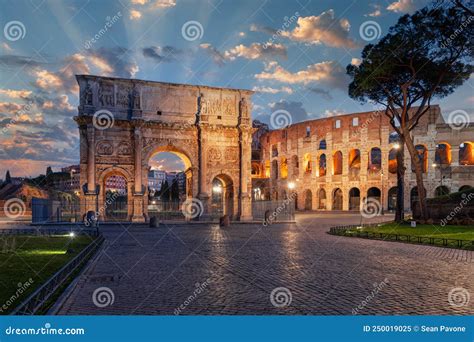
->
<box><xmin>404</xmin><ymin>132</ymin><xmax>427</xmax><ymax>220</ymax></box>
<box><xmin>395</xmin><ymin>143</ymin><xmax>405</xmax><ymax>223</ymax></box>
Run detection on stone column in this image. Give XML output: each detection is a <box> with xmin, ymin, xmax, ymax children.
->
<box><xmin>132</xmin><ymin>127</ymin><xmax>145</xmax><ymax>222</ymax></box>
<box><xmin>87</xmin><ymin>125</ymin><xmax>96</xmax><ymax>193</ymax></box>
<box><xmin>239</xmin><ymin>128</ymin><xmax>253</xmax><ymax>221</ymax></box>
<box><xmin>84</xmin><ymin>125</ymin><xmax>97</xmax><ymax>215</ymax></box>
<box><xmin>198</xmin><ymin>128</ymin><xmax>211</xmax><ymax>219</ymax></box>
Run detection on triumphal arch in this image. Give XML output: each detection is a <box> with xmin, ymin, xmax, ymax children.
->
<box><xmin>75</xmin><ymin>75</ymin><xmax>254</xmax><ymax>222</ymax></box>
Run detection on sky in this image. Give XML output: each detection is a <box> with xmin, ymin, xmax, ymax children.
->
<box><xmin>0</xmin><ymin>0</ymin><xmax>472</xmax><ymax>178</ymax></box>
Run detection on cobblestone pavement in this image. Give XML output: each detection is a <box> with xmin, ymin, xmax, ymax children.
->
<box><xmin>58</xmin><ymin>213</ymin><xmax>474</xmax><ymax>315</ymax></box>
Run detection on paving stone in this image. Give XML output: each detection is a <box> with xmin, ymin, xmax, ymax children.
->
<box><xmin>57</xmin><ymin>213</ymin><xmax>474</xmax><ymax>315</ymax></box>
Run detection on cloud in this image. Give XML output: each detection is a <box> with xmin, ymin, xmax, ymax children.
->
<box><xmin>151</xmin><ymin>0</ymin><xmax>176</xmax><ymax>8</ymax></box>
<box><xmin>142</xmin><ymin>45</ymin><xmax>185</xmax><ymax>63</ymax></box>
<box><xmin>200</xmin><ymin>42</ymin><xmax>287</xmax><ymax>65</ymax></box>
<box><xmin>32</xmin><ymin>53</ymin><xmax>89</xmax><ymax>94</ymax></box>
<box><xmin>199</xmin><ymin>44</ymin><xmax>226</xmax><ymax>66</ymax></box>
<box><xmin>351</xmin><ymin>58</ymin><xmax>362</xmax><ymax>66</ymax></box>
<box><xmin>250</xmin><ymin>23</ymin><xmax>278</xmax><ymax>35</ymax></box>
<box><xmin>255</xmin><ymin>61</ymin><xmax>348</xmax><ymax>88</ymax></box>
<box><xmin>87</xmin><ymin>47</ymin><xmax>138</xmax><ymax>78</ymax></box>
<box><xmin>366</xmin><ymin>4</ymin><xmax>382</xmax><ymax>17</ymax></box>
<box><xmin>324</xmin><ymin>109</ymin><xmax>346</xmax><ymax>117</ymax></box>
<box><xmin>386</xmin><ymin>0</ymin><xmax>427</xmax><ymax>13</ymax></box>
<box><xmin>0</xmin><ymin>55</ymin><xmax>46</xmax><ymax>69</ymax></box>
<box><xmin>252</xmin><ymin>86</ymin><xmax>293</xmax><ymax>94</ymax></box>
<box><xmin>0</xmin><ymin>89</ymin><xmax>32</xmax><ymax>99</ymax></box>
<box><xmin>281</xmin><ymin>10</ymin><xmax>358</xmax><ymax>48</ymax></box>
<box><xmin>131</xmin><ymin>0</ymin><xmax>176</xmax><ymax>6</ymax></box>
<box><xmin>308</xmin><ymin>87</ymin><xmax>332</xmax><ymax>100</ymax></box>
<box><xmin>130</xmin><ymin>9</ymin><xmax>142</xmax><ymax>20</ymax></box>
<box><xmin>129</xmin><ymin>0</ymin><xmax>176</xmax><ymax>19</ymax></box>
<box><xmin>2</xmin><ymin>43</ymin><xmax>13</xmax><ymax>52</ymax></box>
<box><xmin>224</xmin><ymin>43</ymin><xmax>287</xmax><ymax>61</ymax></box>
<box><xmin>0</xmin><ymin>102</ymin><xmax>23</xmax><ymax>114</ymax></box>
<box><xmin>267</xmin><ymin>100</ymin><xmax>312</xmax><ymax>123</ymax></box>
<box><xmin>29</xmin><ymin>47</ymin><xmax>138</xmax><ymax>97</ymax></box>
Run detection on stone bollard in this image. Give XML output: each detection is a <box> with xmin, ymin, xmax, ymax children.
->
<box><xmin>85</xmin><ymin>211</ymin><xmax>97</xmax><ymax>227</ymax></box>
<box><xmin>264</xmin><ymin>210</ymin><xmax>272</xmax><ymax>226</ymax></box>
<box><xmin>149</xmin><ymin>216</ymin><xmax>160</xmax><ymax>228</ymax></box>
<box><xmin>219</xmin><ymin>215</ymin><xmax>230</xmax><ymax>227</ymax></box>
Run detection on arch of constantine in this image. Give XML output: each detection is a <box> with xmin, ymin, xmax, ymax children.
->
<box><xmin>75</xmin><ymin>75</ymin><xmax>253</xmax><ymax>222</ymax></box>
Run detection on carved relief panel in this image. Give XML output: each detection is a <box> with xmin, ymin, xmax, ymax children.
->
<box><xmin>97</xmin><ymin>141</ymin><xmax>114</xmax><ymax>155</ymax></box>
<box><xmin>99</xmin><ymin>82</ymin><xmax>114</xmax><ymax>107</ymax></box>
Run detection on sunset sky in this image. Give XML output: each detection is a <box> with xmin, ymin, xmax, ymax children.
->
<box><xmin>1</xmin><ymin>0</ymin><xmax>472</xmax><ymax>178</ymax></box>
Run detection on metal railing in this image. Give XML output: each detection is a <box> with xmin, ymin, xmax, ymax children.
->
<box><xmin>0</xmin><ymin>228</ymin><xmax>99</xmax><ymax>236</ymax></box>
<box><xmin>10</xmin><ymin>234</ymin><xmax>104</xmax><ymax>315</ymax></box>
<box><xmin>328</xmin><ymin>225</ymin><xmax>474</xmax><ymax>250</ymax></box>
<box><xmin>252</xmin><ymin>200</ymin><xmax>295</xmax><ymax>221</ymax></box>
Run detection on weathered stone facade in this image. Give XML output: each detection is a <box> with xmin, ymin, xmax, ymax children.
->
<box><xmin>75</xmin><ymin>75</ymin><xmax>253</xmax><ymax>222</ymax></box>
<box><xmin>255</xmin><ymin>106</ymin><xmax>474</xmax><ymax>212</ymax></box>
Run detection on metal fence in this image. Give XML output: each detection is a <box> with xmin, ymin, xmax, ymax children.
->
<box><xmin>328</xmin><ymin>225</ymin><xmax>474</xmax><ymax>250</ymax></box>
<box><xmin>252</xmin><ymin>200</ymin><xmax>295</xmax><ymax>222</ymax></box>
<box><xmin>148</xmin><ymin>200</ymin><xmax>186</xmax><ymax>221</ymax></box>
<box><xmin>10</xmin><ymin>234</ymin><xmax>104</xmax><ymax>315</ymax></box>
<box><xmin>32</xmin><ymin>198</ymin><xmax>82</xmax><ymax>224</ymax></box>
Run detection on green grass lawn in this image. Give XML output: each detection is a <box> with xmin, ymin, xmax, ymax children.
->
<box><xmin>357</xmin><ymin>223</ymin><xmax>474</xmax><ymax>240</ymax></box>
<box><xmin>0</xmin><ymin>234</ymin><xmax>94</xmax><ymax>314</ymax></box>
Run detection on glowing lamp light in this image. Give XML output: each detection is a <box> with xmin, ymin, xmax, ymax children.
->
<box><xmin>432</xmin><ymin>163</ymin><xmax>438</xmax><ymax>168</ymax></box>
<box><xmin>288</xmin><ymin>182</ymin><xmax>296</xmax><ymax>190</ymax></box>
<box><xmin>213</xmin><ymin>185</ymin><xmax>223</xmax><ymax>193</ymax></box>
<box><xmin>393</xmin><ymin>143</ymin><xmax>400</xmax><ymax>150</ymax></box>
<box><xmin>69</xmin><ymin>232</ymin><xmax>75</xmax><ymax>238</ymax></box>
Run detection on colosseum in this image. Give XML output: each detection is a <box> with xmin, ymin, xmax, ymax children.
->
<box><xmin>251</xmin><ymin>105</ymin><xmax>474</xmax><ymax>213</ymax></box>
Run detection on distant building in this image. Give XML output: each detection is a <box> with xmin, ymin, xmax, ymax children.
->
<box><xmin>105</xmin><ymin>175</ymin><xmax>127</xmax><ymax>195</ymax></box>
<box><xmin>61</xmin><ymin>165</ymin><xmax>81</xmax><ymax>193</ymax></box>
<box><xmin>148</xmin><ymin>169</ymin><xmax>166</xmax><ymax>194</ymax></box>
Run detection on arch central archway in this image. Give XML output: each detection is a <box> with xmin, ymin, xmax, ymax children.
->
<box><xmin>145</xmin><ymin>146</ymin><xmax>195</xmax><ymax>221</ymax></box>
<box><xmin>211</xmin><ymin>174</ymin><xmax>234</xmax><ymax>219</ymax></box>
